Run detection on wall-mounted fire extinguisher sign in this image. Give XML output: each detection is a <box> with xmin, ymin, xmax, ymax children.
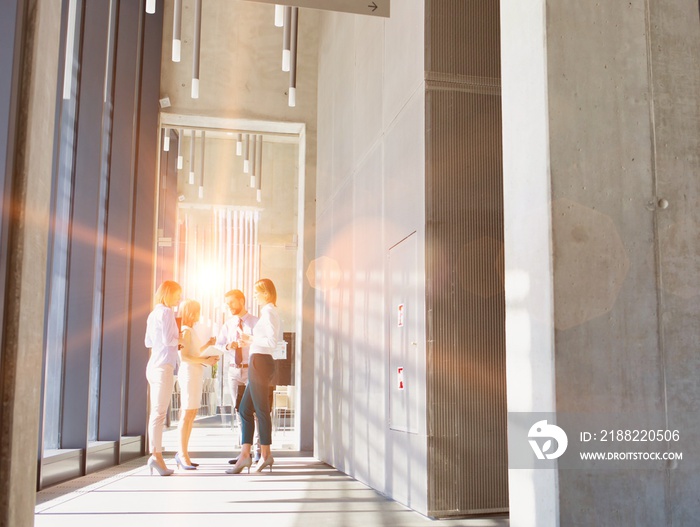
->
<box><xmin>397</xmin><ymin>366</ymin><xmax>405</xmax><ymax>390</ymax></box>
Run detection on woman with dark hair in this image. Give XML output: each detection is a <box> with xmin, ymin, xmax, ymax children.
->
<box><xmin>227</xmin><ymin>278</ymin><xmax>280</xmax><ymax>474</ymax></box>
<box><xmin>144</xmin><ymin>280</ymin><xmax>182</xmax><ymax>476</ymax></box>
<box><xmin>175</xmin><ymin>299</ymin><xmax>218</xmax><ymax>470</ymax></box>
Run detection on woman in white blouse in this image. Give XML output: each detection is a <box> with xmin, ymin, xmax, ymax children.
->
<box><xmin>176</xmin><ymin>300</ymin><xmax>217</xmax><ymax>470</ymax></box>
<box><xmin>144</xmin><ymin>280</ymin><xmax>182</xmax><ymax>476</ymax></box>
<box><xmin>227</xmin><ymin>278</ymin><xmax>280</xmax><ymax>474</ymax></box>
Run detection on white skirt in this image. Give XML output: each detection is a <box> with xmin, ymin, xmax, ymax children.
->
<box><xmin>178</xmin><ymin>361</ymin><xmax>204</xmax><ymax>410</ymax></box>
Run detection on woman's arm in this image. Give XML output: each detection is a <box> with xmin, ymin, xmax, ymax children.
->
<box><xmin>162</xmin><ymin>308</ymin><xmax>180</xmax><ymax>347</ymax></box>
<box><xmin>200</xmin><ymin>337</ymin><xmax>217</xmax><ymax>353</ymax></box>
<box><xmin>180</xmin><ymin>330</ymin><xmax>218</xmax><ymax>365</ymax></box>
<box><xmin>144</xmin><ymin>311</ymin><xmax>155</xmax><ymax>348</ymax></box>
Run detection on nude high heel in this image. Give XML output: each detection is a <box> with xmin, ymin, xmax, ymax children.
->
<box><xmin>254</xmin><ymin>456</ymin><xmax>274</xmax><ymax>473</ymax></box>
<box><xmin>225</xmin><ymin>455</ymin><xmax>252</xmax><ymax>474</ymax></box>
<box><xmin>147</xmin><ymin>456</ymin><xmax>174</xmax><ymax>476</ymax></box>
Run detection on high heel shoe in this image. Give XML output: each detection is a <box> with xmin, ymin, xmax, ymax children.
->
<box><xmin>254</xmin><ymin>456</ymin><xmax>274</xmax><ymax>473</ymax></box>
<box><xmin>175</xmin><ymin>452</ymin><xmax>197</xmax><ymax>470</ymax></box>
<box><xmin>147</xmin><ymin>456</ymin><xmax>174</xmax><ymax>476</ymax></box>
<box><xmin>225</xmin><ymin>455</ymin><xmax>252</xmax><ymax>474</ymax></box>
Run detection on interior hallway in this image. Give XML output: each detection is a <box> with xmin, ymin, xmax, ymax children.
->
<box><xmin>34</xmin><ymin>424</ymin><xmax>509</xmax><ymax>527</ymax></box>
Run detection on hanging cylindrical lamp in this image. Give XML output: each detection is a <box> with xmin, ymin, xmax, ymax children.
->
<box><xmin>146</xmin><ymin>0</ymin><xmax>156</xmax><ymax>15</ymax></box>
<box><xmin>172</xmin><ymin>0</ymin><xmax>182</xmax><ymax>61</ymax></box>
<box><xmin>62</xmin><ymin>0</ymin><xmax>78</xmax><ymax>100</ymax></box>
<box><xmin>177</xmin><ymin>129</ymin><xmax>184</xmax><ymax>169</ymax></box>
<box><xmin>198</xmin><ymin>130</ymin><xmax>206</xmax><ymax>198</ymax></box>
<box><xmin>289</xmin><ymin>8</ymin><xmax>299</xmax><ymax>107</ymax></box>
<box><xmin>189</xmin><ymin>130</ymin><xmax>196</xmax><ymax>185</ymax></box>
<box><xmin>192</xmin><ymin>0</ymin><xmax>202</xmax><ymax>98</ymax></box>
<box><xmin>256</xmin><ymin>135</ymin><xmax>263</xmax><ymax>202</ymax></box>
<box><xmin>243</xmin><ymin>134</ymin><xmax>250</xmax><ymax>173</ymax></box>
<box><xmin>250</xmin><ymin>135</ymin><xmax>257</xmax><ymax>189</ymax></box>
<box><xmin>274</xmin><ymin>5</ymin><xmax>284</xmax><ymax>27</ymax></box>
<box><xmin>236</xmin><ymin>133</ymin><xmax>243</xmax><ymax>156</ymax></box>
<box><xmin>282</xmin><ymin>7</ymin><xmax>292</xmax><ymax>72</ymax></box>
<box><xmin>163</xmin><ymin>127</ymin><xmax>170</xmax><ymax>151</ymax></box>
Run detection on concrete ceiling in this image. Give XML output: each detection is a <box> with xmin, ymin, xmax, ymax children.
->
<box><xmin>159</xmin><ymin>0</ymin><xmax>320</xmax><ymax>135</ymax></box>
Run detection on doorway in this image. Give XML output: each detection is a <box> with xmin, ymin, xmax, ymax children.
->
<box><xmin>154</xmin><ymin>114</ymin><xmax>307</xmax><ymax>453</ymax></box>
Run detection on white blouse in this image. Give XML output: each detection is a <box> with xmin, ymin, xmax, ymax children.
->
<box><xmin>249</xmin><ymin>303</ymin><xmax>281</xmax><ymax>357</ymax></box>
<box><xmin>144</xmin><ymin>303</ymin><xmax>180</xmax><ymax>369</ymax></box>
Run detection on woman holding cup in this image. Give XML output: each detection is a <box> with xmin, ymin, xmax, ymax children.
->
<box><xmin>227</xmin><ymin>278</ymin><xmax>280</xmax><ymax>474</ymax></box>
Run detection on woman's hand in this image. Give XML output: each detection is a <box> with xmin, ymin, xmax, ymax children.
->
<box><xmin>199</xmin><ymin>336</ymin><xmax>217</xmax><ymax>354</ymax></box>
<box><xmin>205</xmin><ymin>356</ymin><xmax>219</xmax><ymax>366</ymax></box>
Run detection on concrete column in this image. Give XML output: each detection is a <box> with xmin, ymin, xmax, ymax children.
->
<box><xmin>0</xmin><ymin>0</ymin><xmax>61</xmax><ymax>525</ymax></box>
<box><xmin>502</xmin><ymin>0</ymin><xmax>699</xmax><ymax>525</ymax></box>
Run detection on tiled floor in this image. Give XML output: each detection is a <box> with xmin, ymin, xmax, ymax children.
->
<box><xmin>35</xmin><ymin>421</ymin><xmax>509</xmax><ymax>527</ymax></box>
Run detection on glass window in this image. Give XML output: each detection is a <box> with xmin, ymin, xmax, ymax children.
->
<box><xmin>42</xmin><ymin>0</ymin><xmax>83</xmax><ymax>451</ymax></box>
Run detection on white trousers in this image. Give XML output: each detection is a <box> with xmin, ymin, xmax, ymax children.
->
<box><xmin>147</xmin><ymin>364</ymin><xmax>175</xmax><ymax>453</ymax></box>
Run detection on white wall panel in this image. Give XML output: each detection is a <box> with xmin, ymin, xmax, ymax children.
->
<box><xmin>315</xmin><ymin>0</ymin><xmax>427</xmax><ymax>513</ymax></box>
<box><xmin>384</xmin><ymin>91</ymin><xmax>426</xmax><ymax>246</ymax></box>
<box><xmin>316</xmin><ymin>17</ymin><xmax>334</xmax><ymax>212</ymax></box>
<box><xmin>383</xmin><ymin>0</ymin><xmax>424</xmax><ymax>128</ymax></box>
<box><xmin>351</xmin><ymin>142</ymin><xmax>386</xmax><ymax>490</ymax></box>
<box><xmin>330</xmin><ymin>14</ymin><xmax>357</xmax><ymax>192</ymax></box>
<box><xmin>353</xmin><ymin>17</ymin><xmax>384</xmax><ymax>159</ymax></box>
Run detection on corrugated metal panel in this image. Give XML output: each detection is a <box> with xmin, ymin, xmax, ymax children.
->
<box><xmin>425</xmin><ymin>0</ymin><xmax>508</xmax><ymax>518</ymax></box>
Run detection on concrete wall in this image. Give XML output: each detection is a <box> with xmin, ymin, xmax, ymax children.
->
<box><xmin>502</xmin><ymin>0</ymin><xmax>700</xmax><ymax>525</ymax></box>
<box><xmin>314</xmin><ymin>0</ymin><xmax>428</xmax><ymax>513</ymax></box>
<box><xmin>257</xmin><ymin>142</ymin><xmax>301</xmax><ymax>333</ymax></box>
<box><xmin>648</xmin><ymin>2</ymin><xmax>700</xmax><ymax>523</ymax></box>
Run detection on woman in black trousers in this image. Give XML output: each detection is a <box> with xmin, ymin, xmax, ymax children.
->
<box><xmin>226</xmin><ymin>278</ymin><xmax>280</xmax><ymax>474</ymax></box>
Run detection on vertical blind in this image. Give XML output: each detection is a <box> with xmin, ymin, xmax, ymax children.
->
<box><xmin>177</xmin><ymin>206</ymin><xmax>260</xmax><ymax>333</ymax></box>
